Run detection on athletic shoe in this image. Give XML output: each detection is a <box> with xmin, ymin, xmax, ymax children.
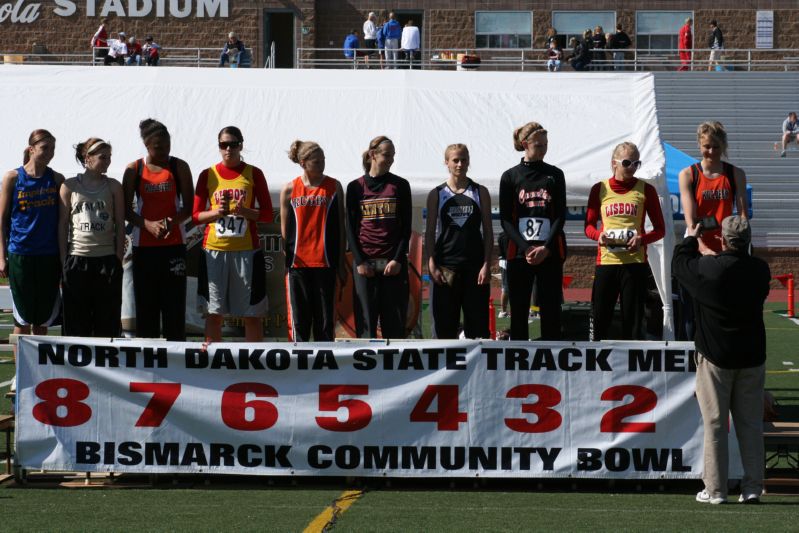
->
<box><xmin>696</xmin><ymin>490</ymin><xmax>726</xmax><ymax>504</ymax></box>
<box><xmin>780</xmin><ymin>150</ymin><xmax>787</xmax><ymax>157</ymax></box>
<box><xmin>738</xmin><ymin>493</ymin><xmax>760</xmax><ymax>504</ymax></box>
<box><xmin>497</xmin><ymin>311</ymin><xmax>509</xmax><ymax>318</ymax></box>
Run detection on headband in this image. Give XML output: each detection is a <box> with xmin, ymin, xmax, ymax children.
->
<box><xmin>86</xmin><ymin>141</ymin><xmax>108</xmax><ymax>155</ymax></box>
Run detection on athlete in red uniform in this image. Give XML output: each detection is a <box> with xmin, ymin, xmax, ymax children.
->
<box><xmin>122</xmin><ymin>119</ymin><xmax>193</xmax><ymax>340</ymax></box>
<box><xmin>677</xmin><ymin>121</ymin><xmax>747</xmax><ymax>340</ymax></box>
<box><xmin>280</xmin><ymin>140</ymin><xmax>345</xmax><ymax>341</ymax></box>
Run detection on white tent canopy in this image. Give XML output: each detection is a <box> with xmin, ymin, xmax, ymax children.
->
<box><xmin>0</xmin><ymin>66</ymin><xmax>674</xmax><ymax>338</ymax></box>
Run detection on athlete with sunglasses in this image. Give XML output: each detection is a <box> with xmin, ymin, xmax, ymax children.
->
<box><xmin>192</xmin><ymin>126</ymin><xmax>273</xmax><ymax>342</ymax></box>
<box><xmin>584</xmin><ymin>142</ymin><xmax>665</xmax><ymax>341</ymax></box>
<box><xmin>498</xmin><ymin>122</ymin><xmax>567</xmax><ymax>340</ymax></box>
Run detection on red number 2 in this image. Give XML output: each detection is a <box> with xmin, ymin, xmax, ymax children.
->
<box><xmin>130</xmin><ymin>382</ymin><xmax>182</xmax><ymax>427</ymax></box>
<box><xmin>600</xmin><ymin>385</ymin><xmax>657</xmax><ymax>433</ymax></box>
<box><xmin>32</xmin><ymin>378</ymin><xmax>92</xmax><ymax>427</ymax></box>
<box><xmin>410</xmin><ymin>385</ymin><xmax>467</xmax><ymax>431</ymax></box>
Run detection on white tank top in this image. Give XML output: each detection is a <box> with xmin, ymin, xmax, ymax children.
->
<box><xmin>68</xmin><ymin>174</ymin><xmax>116</xmax><ymax>257</ymax></box>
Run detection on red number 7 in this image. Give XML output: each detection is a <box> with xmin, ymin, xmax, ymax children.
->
<box><xmin>130</xmin><ymin>382</ymin><xmax>182</xmax><ymax>427</ymax></box>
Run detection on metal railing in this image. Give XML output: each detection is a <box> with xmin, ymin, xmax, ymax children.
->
<box><xmin>297</xmin><ymin>47</ymin><xmax>799</xmax><ymax>72</ymax></box>
<box><xmin>1</xmin><ymin>46</ymin><xmax>257</xmax><ymax>68</ymax></box>
<box><xmin>5</xmin><ymin>46</ymin><xmax>799</xmax><ymax>71</ymax></box>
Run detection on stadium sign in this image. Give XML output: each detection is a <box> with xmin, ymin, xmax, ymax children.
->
<box><xmin>0</xmin><ymin>0</ymin><xmax>229</xmax><ymax>24</ymax></box>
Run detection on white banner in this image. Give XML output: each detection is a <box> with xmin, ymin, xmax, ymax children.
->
<box><xmin>16</xmin><ymin>337</ymin><xmax>743</xmax><ymax>479</ymax></box>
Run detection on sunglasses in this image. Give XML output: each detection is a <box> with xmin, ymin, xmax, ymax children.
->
<box><xmin>614</xmin><ymin>159</ymin><xmax>642</xmax><ymax>169</ymax></box>
<box><xmin>218</xmin><ymin>141</ymin><xmax>242</xmax><ymax>150</ymax></box>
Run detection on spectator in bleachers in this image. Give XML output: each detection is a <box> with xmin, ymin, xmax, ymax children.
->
<box><xmin>568</xmin><ymin>33</ymin><xmax>591</xmax><ymax>71</ymax></box>
<box><xmin>104</xmin><ymin>31</ymin><xmax>127</xmax><ymax>66</ymax></box>
<box><xmin>143</xmin><ymin>36</ymin><xmax>160</xmax><ymax>66</ymax></box>
<box><xmin>678</xmin><ymin>18</ymin><xmax>693</xmax><ymax>71</ymax></box>
<box><xmin>383</xmin><ymin>12</ymin><xmax>402</xmax><ymax>69</ymax></box>
<box><xmin>375</xmin><ymin>15</ymin><xmax>386</xmax><ymax>69</ymax></box>
<box><xmin>90</xmin><ymin>18</ymin><xmax>109</xmax><ymax>62</ymax></box>
<box><xmin>362</xmin><ymin>11</ymin><xmax>377</xmax><ymax>66</ymax></box>
<box><xmin>608</xmin><ymin>23</ymin><xmax>632</xmax><ymax>71</ymax></box>
<box><xmin>59</xmin><ymin>138</ymin><xmax>125</xmax><ymax>338</ymax></box>
<box><xmin>544</xmin><ymin>27</ymin><xmax>559</xmax><ymax>47</ymax></box>
<box><xmin>219</xmin><ymin>31</ymin><xmax>246</xmax><ymax>67</ymax></box>
<box><xmin>546</xmin><ymin>40</ymin><xmax>562</xmax><ymax>72</ymax></box>
<box><xmin>401</xmin><ymin>19</ymin><xmax>421</xmax><ymax>69</ymax></box>
<box><xmin>779</xmin><ymin>111</ymin><xmax>799</xmax><ymax>157</ymax></box>
<box><xmin>343</xmin><ymin>29</ymin><xmax>359</xmax><ymax>60</ymax></box>
<box><xmin>591</xmin><ymin>26</ymin><xmax>607</xmax><ymax>70</ymax></box>
<box><xmin>126</xmin><ymin>36</ymin><xmax>142</xmax><ymax>66</ymax></box>
<box><xmin>707</xmin><ymin>19</ymin><xmax>724</xmax><ymax>71</ymax></box>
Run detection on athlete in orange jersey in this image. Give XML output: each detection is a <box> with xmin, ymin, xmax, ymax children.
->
<box><xmin>123</xmin><ymin>119</ymin><xmax>193</xmax><ymax>341</ymax></box>
<box><xmin>192</xmin><ymin>126</ymin><xmax>273</xmax><ymax>342</ymax></box>
<box><xmin>280</xmin><ymin>140</ymin><xmax>345</xmax><ymax>341</ymax></box>
<box><xmin>676</xmin><ymin>121</ymin><xmax>747</xmax><ymax>341</ymax></box>
<box><xmin>679</xmin><ymin>121</ymin><xmax>747</xmax><ymax>255</ymax></box>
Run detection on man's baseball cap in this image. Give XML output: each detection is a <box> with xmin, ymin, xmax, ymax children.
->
<box><xmin>722</xmin><ymin>215</ymin><xmax>751</xmax><ymax>248</ymax></box>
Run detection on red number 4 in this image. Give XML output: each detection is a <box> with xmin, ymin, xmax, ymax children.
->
<box><xmin>410</xmin><ymin>385</ymin><xmax>467</xmax><ymax>431</ymax></box>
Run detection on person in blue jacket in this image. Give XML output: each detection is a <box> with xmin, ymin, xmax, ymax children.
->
<box><xmin>343</xmin><ymin>30</ymin><xmax>359</xmax><ymax>60</ymax></box>
<box><xmin>383</xmin><ymin>12</ymin><xmax>402</xmax><ymax>68</ymax></box>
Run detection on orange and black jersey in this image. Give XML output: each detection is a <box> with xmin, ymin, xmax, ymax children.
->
<box><xmin>499</xmin><ymin>159</ymin><xmax>567</xmax><ymax>260</ymax></box>
<box><xmin>284</xmin><ymin>176</ymin><xmax>341</xmax><ymax>268</ymax></box>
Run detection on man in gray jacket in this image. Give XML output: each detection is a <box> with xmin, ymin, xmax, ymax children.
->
<box><xmin>672</xmin><ymin>215</ymin><xmax>771</xmax><ymax>505</ymax></box>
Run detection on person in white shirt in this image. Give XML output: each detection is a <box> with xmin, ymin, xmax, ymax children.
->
<box><xmin>401</xmin><ymin>19</ymin><xmax>421</xmax><ymax>69</ymax></box>
<box><xmin>105</xmin><ymin>31</ymin><xmax>128</xmax><ymax>66</ymax></box>
<box><xmin>362</xmin><ymin>11</ymin><xmax>377</xmax><ymax>65</ymax></box>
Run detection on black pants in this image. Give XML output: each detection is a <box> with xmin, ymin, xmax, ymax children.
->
<box><xmin>430</xmin><ymin>266</ymin><xmax>489</xmax><ymax>339</ymax></box>
<box><xmin>507</xmin><ymin>256</ymin><xmax>563</xmax><ymax>340</ymax></box>
<box><xmin>62</xmin><ymin>255</ymin><xmax>122</xmax><ymax>338</ymax></box>
<box><xmin>287</xmin><ymin>267</ymin><xmax>337</xmax><ymax>342</ymax></box>
<box><xmin>352</xmin><ymin>260</ymin><xmax>408</xmax><ymax>339</ymax></box>
<box><xmin>133</xmin><ymin>245</ymin><xmax>187</xmax><ymax>341</ymax></box>
<box><xmin>591</xmin><ymin>262</ymin><xmax>649</xmax><ymax>341</ymax></box>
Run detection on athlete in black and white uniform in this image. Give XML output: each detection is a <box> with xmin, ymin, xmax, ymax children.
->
<box><xmin>425</xmin><ymin>144</ymin><xmax>493</xmax><ymax>339</ymax></box>
<box><xmin>499</xmin><ymin>122</ymin><xmax>566</xmax><ymax>340</ymax></box>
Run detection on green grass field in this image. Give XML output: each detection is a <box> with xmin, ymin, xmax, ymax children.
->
<box><xmin>1</xmin><ymin>304</ymin><xmax>797</xmax><ymax>531</ymax></box>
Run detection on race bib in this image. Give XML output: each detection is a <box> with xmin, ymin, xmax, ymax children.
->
<box><xmin>215</xmin><ymin>215</ymin><xmax>247</xmax><ymax>238</ymax></box>
<box><xmin>518</xmin><ymin>217</ymin><xmax>550</xmax><ymax>242</ymax></box>
<box><xmin>605</xmin><ymin>228</ymin><xmax>638</xmax><ymax>250</ymax></box>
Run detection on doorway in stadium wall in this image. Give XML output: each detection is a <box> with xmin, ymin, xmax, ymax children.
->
<box><xmin>263</xmin><ymin>9</ymin><xmax>295</xmax><ymax>68</ymax></box>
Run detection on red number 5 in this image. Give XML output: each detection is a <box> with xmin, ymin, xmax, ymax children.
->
<box><xmin>316</xmin><ymin>385</ymin><xmax>372</xmax><ymax>432</ymax></box>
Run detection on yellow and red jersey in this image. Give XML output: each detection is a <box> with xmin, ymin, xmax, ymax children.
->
<box><xmin>192</xmin><ymin>162</ymin><xmax>273</xmax><ymax>251</ymax></box>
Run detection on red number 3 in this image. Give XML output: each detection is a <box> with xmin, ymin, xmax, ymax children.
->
<box><xmin>32</xmin><ymin>378</ymin><xmax>92</xmax><ymax>427</ymax></box>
